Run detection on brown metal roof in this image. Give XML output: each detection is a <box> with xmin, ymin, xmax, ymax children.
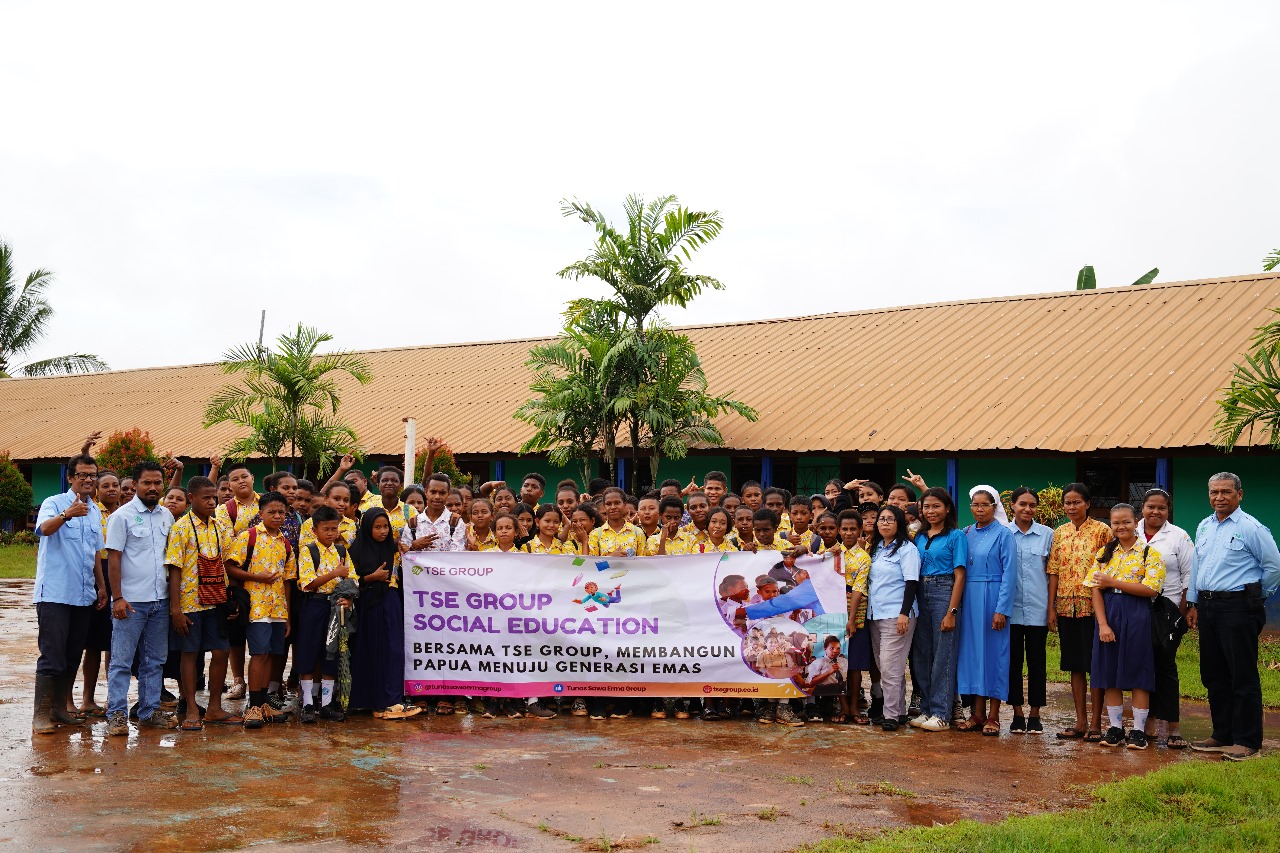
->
<box><xmin>2</xmin><ymin>273</ymin><xmax>1277</xmax><ymax>460</ymax></box>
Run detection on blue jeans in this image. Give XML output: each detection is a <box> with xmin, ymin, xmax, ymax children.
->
<box><xmin>910</xmin><ymin>575</ymin><xmax>959</xmax><ymax>719</ymax></box>
<box><xmin>106</xmin><ymin>600</ymin><xmax>169</xmax><ymax>719</ymax></box>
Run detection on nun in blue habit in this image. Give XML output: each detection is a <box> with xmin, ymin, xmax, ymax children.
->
<box><xmin>956</xmin><ymin>484</ymin><xmax>1018</xmax><ymax>735</ymax></box>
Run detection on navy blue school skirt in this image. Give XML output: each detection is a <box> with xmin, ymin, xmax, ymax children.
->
<box><xmin>1091</xmin><ymin>592</ymin><xmax>1155</xmax><ymax>691</ymax></box>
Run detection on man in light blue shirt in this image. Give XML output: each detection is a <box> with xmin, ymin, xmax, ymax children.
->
<box><xmin>32</xmin><ymin>453</ymin><xmax>106</xmax><ymax>734</ymax></box>
<box><xmin>104</xmin><ymin>461</ymin><xmax>176</xmax><ymax>735</ymax></box>
<box><xmin>1187</xmin><ymin>472</ymin><xmax>1280</xmax><ymax>761</ymax></box>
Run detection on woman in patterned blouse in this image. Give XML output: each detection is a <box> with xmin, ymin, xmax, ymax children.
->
<box><xmin>1047</xmin><ymin>483</ymin><xmax>1113</xmax><ymax>742</ymax></box>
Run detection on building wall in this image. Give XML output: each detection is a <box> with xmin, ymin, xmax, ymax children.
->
<box><xmin>1170</xmin><ymin>455</ymin><xmax>1280</xmax><ymax>535</ymax></box>
<box><xmin>956</xmin><ymin>457</ymin><xmax>1078</xmax><ymax>526</ymax></box>
<box><xmin>32</xmin><ymin>463</ymin><xmax>64</xmax><ymax>505</ymax></box>
<box><xmin>655</xmin><ymin>455</ymin><xmax>734</xmax><ymax>491</ymax></box>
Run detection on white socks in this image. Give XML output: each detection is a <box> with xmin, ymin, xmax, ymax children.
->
<box><xmin>268</xmin><ymin>680</ymin><xmax>280</xmax><ymax>694</ymax></box>
<box><xmin>1132</xmin><ymin>707</ymin><xmax>1149</xmax><ymax>731</ymax></box>
<box><xmin>321</xmin><ymin>679</ymin><xmax>334</xmax><ymax>707</ymax></box>
<box><xmin>300</xmin><ymin>678</ymin><xmax>315</xmax><ymax>707</ymax></box>
<box><xmin>1107</xmin><ymin>706</ymin><xmax>1123</xmax><ymax>729</ymax></box>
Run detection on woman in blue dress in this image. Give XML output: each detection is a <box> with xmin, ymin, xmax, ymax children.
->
<box><xmin>957</xmin><ymin>485</ymin><xmax>1017</xmax><ymax>736</ymax></box>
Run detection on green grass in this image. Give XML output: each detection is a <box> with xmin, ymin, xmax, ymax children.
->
<box><xmin>0</xmin><ymin>545</ymin><xmax>36</xmax><ymax>579</ymax></box>
<box><xmin>803</xmin><ymin>756</ymin><xmax>1280</xmax><ymax>852</ymax></box>
<box><xmin>1039</xmin><ymin>630</ymin><xmax>1280</xmax><ymax>708</ymax></box>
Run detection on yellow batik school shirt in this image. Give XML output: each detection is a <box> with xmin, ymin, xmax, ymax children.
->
<box><xmin>755</xmin><ymin>534</ymin><xmax>792</xmax><ymax>552</ymax></box>
<box><xmin>651</xmin><ymin>530</ymin><xmax>696</xmax><ymax>555</ymax></box>
<box><xmin>842</xmin><ymin>543</ymin><xmax>872</xmax><ymax>629</ymax></box>
<box><xmin>164</xmin><ymin>512</ymin><xmax>232</xmax><ymax>614</ymax></box>
<box><xmin>1084</xmin><ymin>542</ymin><xmax>1166</xmax><ymax>595</ymax></box>
<box><xmin>1047</xmin><ymin>517</ymin><xmax>1114</xmax><ymax>618</ymax></box>
<box><xmin>298</xmin><ymin>540</ymin><xmax>353</xmax><ymax>595</ymax></box>
<box><xmin>588</xmin><ymin>522</ymin><xmax>648</xmax><ymax>557</ymax></box>
<box><xmin>298</xmin><ymin>516</ymin><xmax>357</xmax><ymax>550</ymax></box>
<box><xmin>777</xmin><ymin>512</ymin><xmax>792</xmax><ymax>534</ymax></box>
<box><xmin>96</xmin><ymin>502</ymin><xmax>114</xmax><ymax>559</ymax></box>
<box><xmin>699</xmin><ymin>537</ymin><xmax>739</xmax><ymax>554</ymax></box>
<box><xmin>788</xmin><ymin>528</ymin><xmax>815</xmax><ymax>551</ymax></box>
<box><xmin>226</xmin><ymin>524</ymin><xmax>296</xmax><ymax>622</ymax></box>
<box><xmin>468</xmin><ymin>524</ymin><xmax>499</xmax><ymax>551</ymax></box>
<box><xmin>215</xmin><ymin>493</ymin><xmax>261</xmax><ymax>539</ymax></box>
<box><xmin>522</xmin><ymin>537</ymin><xmax>575</xmax><ymax>555</ymax></box>
<box><xmin>358</xmin><ymin>490</ymin><xmax>381</xmax><ymax>512</ymax></box>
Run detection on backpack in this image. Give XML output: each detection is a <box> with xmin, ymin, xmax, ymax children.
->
<box><xmin>243</xmin><ymin>526</ymin><xmax>293</xmax><ymax>572</ymax></box>
<box><xmin>305</xmin><ymin>542</ymin><xmax>348</xmax><ymax>574</ymax></box>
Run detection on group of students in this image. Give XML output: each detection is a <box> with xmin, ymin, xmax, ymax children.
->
<box><xmin>30</xmin><ymin>448</ymin><xmax>1277</xmax><ymax>760</ymax></box>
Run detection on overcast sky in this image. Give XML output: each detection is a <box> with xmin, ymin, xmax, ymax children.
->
<box><xmin>4</xmin><ymin>1</ymin><xmax>1278</xmax><ymax>372</ymax></box>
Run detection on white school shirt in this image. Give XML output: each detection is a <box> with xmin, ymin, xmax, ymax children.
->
<box><xmin>1137</xmin><ymin>518</ymin><xmax>1196</xmax><ymax>605</ymax></box>
<box><xmin>401</xmin><ymin>507</ymin><xmax>467</xmax><ymax>552</ymax></box>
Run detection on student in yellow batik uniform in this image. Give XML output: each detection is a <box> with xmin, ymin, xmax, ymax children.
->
<box><xmin>223</xmin><ymin>493</ymin><xmax>296</xmax><ymax>729</ymax></box>
<box><xmin>588</xmin><ymin>488</ymin><xmax>648</xmax><ymax>556</ymax></box>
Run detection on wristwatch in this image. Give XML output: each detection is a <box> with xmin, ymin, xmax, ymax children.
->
<box><xmin>60</xmin><ymin>511</ymin><xmax>69</xmax><ymax>521</ymax></box>
<box><xmin>950</xmin><ymin>607</ymin><xmax>960</xmax><ymax>615</ymax></box>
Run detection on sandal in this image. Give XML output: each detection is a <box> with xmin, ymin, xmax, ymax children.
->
<box><xmin>436</xmin><ymin>701</ymin><xmax>454</xmax><ymax>715</ymax></box>
<box><xmin>179</xmin><ymin>719</ymin><xmax>204</xmax><ymax>731</ymax></box>
<box><xmin>955</xmin><ymin>717</ymin><xmax>986</xmax><ymax>732</ymax></box>
<box><xmin>1056</xmin><ymin>727</ymin><xmax>1085</xmax><ymax>739</ymax></box>
<box><xmin>80</xmin><ymin>702</ymin><xmax>106</xmax><ymax>718</ymax></box>
<box><xmin>1083</xmin><ymin>730</ymin><xmax>1103</xmax><ymax>743</ymax></box>
<box><xmin>1167</xmin><ymin>733</ymin><xmax>1188</xmax><ymax>750</ymax></box>
<box><xmin>203</xmin><ymin>714</ymin><xmax>245</xmax><ymax>725</ymax></box>
<box><xmin>831</xmin><ymin>713</ymin><xmax>847</xmax><ymax>724</ymax></box>
<box><xmin>853</xmin><ymin>713</ymin><xmax>871</xmax><ymax>725</ymax></box>
<box><xmin>982</xmin><ymin>721</ymin><xmax>1000</xmax><ymax>736</ymax></box>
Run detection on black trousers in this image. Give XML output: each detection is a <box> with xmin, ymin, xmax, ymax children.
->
<box><xmin>1150</xmin><ymin>629</ymin><xmax>1183</xmax><ymax>722</ymax></box>
<box><xmin>36</xmin><ymin>602</ymin><xmax>92</xmax><ymax>678</ymax></box>
<box><xmin>1008</xmin><ymin>624</ymin><xmax>1048</xmax><ymax>707</ymax></box>
<box><xmin>1198</xmin><ymin>597</ymin><xmax>1266</xmax><ymax>750</ymax></box>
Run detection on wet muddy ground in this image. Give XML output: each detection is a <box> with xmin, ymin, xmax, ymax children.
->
<box><xmin>1</xmin><ymin>579</ymin><xmax>1274</xmax><ymax>852</ymax></box>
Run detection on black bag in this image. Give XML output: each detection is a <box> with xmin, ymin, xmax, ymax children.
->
<box><xmin>1151</xmin><ymin>593</ymin><xmax>1186</xmax><ymax>652</ymax></box>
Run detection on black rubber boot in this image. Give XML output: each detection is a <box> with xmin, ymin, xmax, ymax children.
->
<box><xmin>32</xmin><ymin>674</ymin><xmax>58</xmax><ymax>734</ymax></box>
<box><xmin>50</xmin><ymin>674</ymin><xmax>87</xmax><ymax>726</ymax></box>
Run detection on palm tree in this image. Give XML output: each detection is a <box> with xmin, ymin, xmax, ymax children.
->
<box><xmin>558</xmin><ymin>195</ymin><xmax>726</xmax><ymax>484</ymax></box>
<box><xmin>0</xmin><ymin>240</ymin><xmax>108</xmax><ymax>377</ymax></box>
<box><xmin>559</xmin><ymin>194</ymin><xmax>724</xmax><ymax>331</ymax></box>
<box><xmin>204</xmin><ymin>323</ymin><xmax>372</xmax><ymax>471</ymax></box>
<box><xmin>1215</xmin><ymin>307</ymin><xmax>1280</xmax><ymax>451</ymax></box>
<box><xmin>515</xmin><ymin>304</ymin><xmax>627</xmax><ymax>484</ymax></box>
<box><xmin>635</xmin><ymin>331</ymin><xmax>758</xmax><ymax>482</ymax></box>
<box><xmin>1264</xmin><ymin>249</ymin><xmax>1279</xmax><ymax>272</ymax></box>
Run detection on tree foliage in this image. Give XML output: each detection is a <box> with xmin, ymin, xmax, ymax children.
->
<box><xmin>0</xmin><ymin>239</ymin><xmax>108</xmax><ymax>377</ymax></box>
<box><xmin>1215</xmin><ymin>307</ymin><xmax>1280</xmax><ymax>451</ymax></box>
<box><xmin>0</xmin><ymin>453</ymin><xmax>33</xmax><ymax>523</ymax></box>
<box><xmin>413</xmin><ymin>442</ymin><xmax>470</xmax><ymax>487</ymax></box>
<box><xmin>204</xmin><ymin>323</ymin><xmax>371</xmax><ymax>476</ymax></box>
<box><xmin>1075</xmin><ymin>264</ymin><xmax>1159</xmax><ymax>290</ymax></box>
<box><xmin>95</xmin><ymin>429</ymin><xmax>159</xmax><ymax>479</ymax></box>
<box><xmin>518</xmin><ymin>196</ymin><xmax>756</xmax><ymax>486</ymax></box>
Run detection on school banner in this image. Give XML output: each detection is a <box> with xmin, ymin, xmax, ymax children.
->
<box><xmin>401</xmin><ymin>548</ymin><xmax>848</xmax><ymax>699</ymax></box>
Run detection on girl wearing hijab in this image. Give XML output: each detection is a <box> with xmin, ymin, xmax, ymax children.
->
<box><xmin>956</xmin><ymin>485</ymin><xmax>1017</xmax><ymax>735</ymax></box>
<box><xmin>348</xmin><ymin>508</ymin><xmax>421</xmax><ymax>719</ymax></box>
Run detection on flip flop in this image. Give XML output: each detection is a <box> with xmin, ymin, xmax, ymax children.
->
<box><xmin>955</xmin><ymin>718</ymin><xmax>985</xmax><ymax>732</ymax></box>
<box><xmin>179</xmin><ymin>720</ymin><xmax>204</xmax><ymax>731</ymax></box>
<box><xmin>982</xmin><ymin>722</ymin><xmax>1000</xmax><ymax>736</ymax></box>
<box><xmin>203</xmin><ymin>715</ymin><xmax>245</xmax><ymax>725</ymax></box>
<box><xmin>80</xmin><ymin>705</ymin><xmax>107</xmax><ymax>718</ymax></box>
<box><xmin>1167</xmin><ymin>734</ymin><xmax>1188</xmax><ymax>750</ymax></box>
<box><xmin>1056</xmin><ymin>727</ymin><xmax>1085</xmax><ymax>739</ymax></box>
<box><xmin>1083</xmin><ymin>730</ymin><xmax>1103</xmax><ymax>743</ymax></box>
<box><xmin>852</xmin><ymin>713</ymin><xmax>871</xmax><ymax>725</ymax></box>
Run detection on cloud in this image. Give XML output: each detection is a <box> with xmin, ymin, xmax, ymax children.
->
<box><xmin>3</xmin><ymin>0</ymin><xmax>1278</xmax><ymax>370</ymax></box>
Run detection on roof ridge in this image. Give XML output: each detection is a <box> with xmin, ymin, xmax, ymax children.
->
<box><xmin>2</xmin><ymin>271</ymin><xmax>1274</xmax><ymax>381</ymax></box>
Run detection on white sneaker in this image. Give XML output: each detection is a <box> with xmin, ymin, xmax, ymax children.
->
<box><xmin>918</xmin><ymin>715</ymin><xmax>950</xmax><ymax>732</ymax></box>
<box><xmin>907</xmin><ymin>714</ymin><xmax>929</xmax><ymax>728</ymax></box>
